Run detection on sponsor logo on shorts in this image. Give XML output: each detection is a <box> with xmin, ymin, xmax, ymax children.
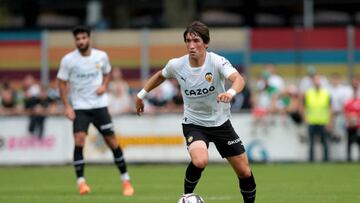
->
<box><xmin>187</xmin><ymin>136</ymin><xmax>193</xmax><ymax>143</ymax></box>
<box><xmin>227</xmin><ymin>137</ymin><xmax>241</xmax><ymax>146</ymax></box>
<box><xmin>100</xmin><ymin>123</ymin><xmax>113</xmax><ymax>130</ymax></box>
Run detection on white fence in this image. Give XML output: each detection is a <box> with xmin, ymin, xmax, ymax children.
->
<box><xmin>0</xmin><ymin>114</ymin><xmax>353</xmax><ymax>165</ymax></box>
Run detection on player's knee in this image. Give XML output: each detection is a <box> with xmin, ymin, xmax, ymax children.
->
<box><xmin>104</xmin><ymin>135</ymin><xmax>118</xmax><ymax>149</ymax></box>
<box><xmin>192</xmin><ymin>158</ymin><xmax>208</xmax><ymax>169</ymax></box>
<box><xmin>75</xmin><ymin>140</ymin><xmax>85</xmax><ymax>146</ymax></box>
<box><xmin>242</xmin><ymin>169</ymin><xmax>252</xmax><ymax>178</ymax></box>
<box><xmin>74</xmin><ymin>133</ymin><xmax>86</xmax><ymax>146</ymax></box>
<box><xmin>237</xmin><ymin>167</ymin><xmax>252</xmax><ymax>178</ymax></box>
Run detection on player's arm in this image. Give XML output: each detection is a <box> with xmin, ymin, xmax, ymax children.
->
<box><xmin>96</xmin><ymin>73</ymin><xmax>111</xmax><ymax>95</ymax></box>
<box><xmin>58</xmin><ymin>78</ymin><xmax>76</xmax><ymax>120</ymax></box>
<box><xmin>327</xmin><ymin>97</ymin><xmax>334</xmax><ymax>131</ymax></box>
<box><xmin>217</xmin><ymin>71</ymin><xmax>245</xmax><ymax>103</ymax></box>
<box><xmin>135</xmin><ymin>70</ymin><xmax>167</xmax><ymax>116</ymax></box>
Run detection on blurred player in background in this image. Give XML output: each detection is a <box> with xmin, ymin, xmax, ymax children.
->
<box><xmin>57</xmin><ymin>25</ymin><xmax>134</xmax><ymax>196</ymax></box>
<box><xmin>135</xmin><ymin>21</ymin><xmax>256</xmax><ymax>203</ymax></box>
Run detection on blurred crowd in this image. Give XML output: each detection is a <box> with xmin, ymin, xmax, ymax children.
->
<box><xmin>0</xmin><ymin>68</ymin><xmax>186</xmax><ymax>118</ymax></box>
<box><xmin>1</xmin><ymin>66</ymin><xmax>360</xmax><ymax>161</ymax></box>
<box><xmin>251</xmin><ymin>64</ymin><xmax>360</xmax><ymax>162</ymax></box>
<box><xmin>251</xmin><ymin>64</ymin><xmax>359</xmax><ymax>132</ymax></box>
<box><xmin>1</xmin><ymin>65</ymin><xmax>359</xmax><ymax>119</ymax></box>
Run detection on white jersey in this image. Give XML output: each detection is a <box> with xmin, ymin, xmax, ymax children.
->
<box><xmin>57</xmin><ymin>48</ymin><xmax>111</xmax><ymax>110</ymax></box>
<box><xmin>162</xmin><ymin>52</ymin><xmax>237</xmax><ymax>127</ymax></box>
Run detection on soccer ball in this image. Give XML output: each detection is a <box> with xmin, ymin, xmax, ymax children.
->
<box><xmin>177</xmin><ymin>193</ymin><xmax>205</xmax><ymax>203</ymax></box>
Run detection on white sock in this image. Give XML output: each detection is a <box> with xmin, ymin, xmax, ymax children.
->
<box><xmin>121</xmin><ymin>172</ymin><xmax>130</xmax><ymax>181</ymax></box>
<box><xmin>77</xmin><ymin>177</ymin><xmax>86</xmax><ymax>185</ymax></box>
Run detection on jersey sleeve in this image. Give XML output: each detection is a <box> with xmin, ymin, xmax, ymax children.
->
<box><xmin>217</xmin><ymin>56</ymin><xmax>237</xmax><ymax>78</ymax></box>
<box><xmin>161</xmin><ymin>59</ymin><xmax>175</xmax><ymax>78</ymax></box>
<box><xmin>57</xmin><ymin>56</ymin><xmax>70</xmax><ymax>81</ymax></box>
<box><xmin>102</xmin><ymin>53</ymin><xmax>111</xmax><ymax>74</ymax></box>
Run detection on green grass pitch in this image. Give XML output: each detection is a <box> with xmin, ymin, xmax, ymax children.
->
<box><xmin>0</xmin><ymin>163</ymin><xmax>359</xmax><ymax>203</ymax></box>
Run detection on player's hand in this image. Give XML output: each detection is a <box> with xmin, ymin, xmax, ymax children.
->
<box><xmin>135</xmin><ymin>97</ymin><xmax>145</xmax><ymax>116</ymax></box>
<box><xmin>217</xmin><ymin>92</ymin><xmax>233</xmax><ymax>103</ymax></box>
<box><xmin>65</xmin><ymin>106</ymin><xmax>75</xmax><ymax>120</ymax></box>
<box><xmin>96</xmin><ymin>85</ymin><xmax>107</xmax><ymax>95</ymax></box>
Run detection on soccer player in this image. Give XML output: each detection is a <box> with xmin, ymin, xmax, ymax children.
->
<box><xmin>57</xmin><ymin>25</ymin><xmax>134</xmax><ymax>196</ymax></box>
<box><xmin>135</xmin><ymin>21</ymin><xmax>256</xmax><ymax>203</ymax></box>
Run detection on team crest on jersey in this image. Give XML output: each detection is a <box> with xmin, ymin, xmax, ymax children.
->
<box><xmin>95</xmin><ymin>61</ymin><xmax>101</xmax><ymax>70</ymax></box>
<box><xmin>205</xmin><ymin>72</ymin><xmax>213</xmax><ymax>83</ymax></box>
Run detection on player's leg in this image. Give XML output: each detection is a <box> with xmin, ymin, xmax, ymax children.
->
<box><xmin>103</xmin><ymin>134</ymin><xmax>134</xmax><ymax>196</ymax></box>
<box><xmin>93</xmin><ymin>107</ymin><xmax>134</xmax><ymax>196</ymax></box>
<box><xmin>73</xmin><ymin>110</ymin><xmax>91</xmax><ymax>195</ymax></box>
<box><xmin>103</xmin><ymin>135</ymin><xmax>128</xmax><ymax>175</ymax></box>
<box><xmin>182</xmin><ymin>123</ymin><xmax>209</xmax><ymax>194</ymax></box>
<box><xmin>38</xmin><ymin>116</ymin><xmax>46</xmax><ymax>139</ymax></box>
<box><xmin>185</xmin><ymin>140</ymin><xmax>208</xmax><ymax>193</ymax></box>
<box><xmin>319</xmin><ymin>125</ymin><xmax>329</xmax><ymax>162</ymax></box>
<box><xmin>308</xmin><ymin>125</ymin><xmax>316</xmax><ymax>162</ymax></box>
<box><xmin>212</xmin><ymin>120</ymin><xmax>256</xmax><ymax>203</ymax></box>
<box><xmin>28</xmin><ymin>115</ymin><xmax>36</xmax><ymax>135</ymax></box>
<box><xmin>346</xmin><ymin>127</ymin><xmax>352</xmax><ymax>161</ymax></box>
<box><xmin>93</xmin><ymin>108</ymin><xmax>130</xmax><ymax>177</ymax></box>
<box><xmin>74</xmin><ymin>131</ymin><xmax>90</xmax><ymax>195</ymax></box>
<box><xmin>227</xmin><ymin>154</ymin><xmax>256</xmax><ymax>203</ymax></box>
<box><xmin>346</xmin><ymin>127</ymin><xmax>357</xmax><ymax>161</ymax></box>
<box><xmin>356</xmin><ymin>130</ymin><xmax>360</xmax><ymax>161</ymax></box>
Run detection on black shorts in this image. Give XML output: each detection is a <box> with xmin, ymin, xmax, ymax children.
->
<box><xmin>73</xmin><ymin>107</ymin><xmax>114</xmax><ymax>136</ymax></box>
<box><xmin>182</xmin><ymin>120</ymin><xmax>245</xmax><ymax>158</ymax></box>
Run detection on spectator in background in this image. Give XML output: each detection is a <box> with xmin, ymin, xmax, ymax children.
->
<box><xmin>108</xmin><ymin>68</ymin><xmax>133</xmax><ymax>115</ymax></box>
<box><xmin>164</xmin><ymin>78</ymin><xmax>184</xmax><ymax>113</ymax></box>
<box><xmin>264</xmin><ymin>63</ymin><xmax>285</xmax><ymax>92</ymax></box>
<box><xmin>299</xmin><ymin>66</ymin><xmax>329</xmax><ymax>95</ymax></box>
<box><xmin>23</xmin><ymin>75</ymin><xmax>41</xmax><ymax>99</ymax></box>
<box><xmin>231</xmin><ymin>84</ymin><xmax>252</xmax><ymax>112</ymax></box>
<box><xmin>253</xmin><ymin>72</ymin><xmax>278</xmax><ymax>112</ymax></box>
<box><xmin>328</xmin><ymin>73</ymin><xmax>352</xmax><ymax>141</ymax></box>
<box><xmin>146</xmin><ymin>79</ymin><xmax>177</xmax><ymax>112</ymax></box>
<box><xmin>343</xmin><ymin>76</ymin><xmax>360</xmax><ymax>162</ymax></box>
<box><xmin>27</xmin><ymin>86</ymin><xmax>49</xmax><ymax>139</ymax></box>
<box><xmin>0</xmin><ymin>79</ymin><xmax>20</xmax><ymax>115</ymax></box>
<box><xmin>301</xmin><ymin>74</ymin><xmax>332</xmax><ymax>162</ymax></box>
<box><xmin>23</xmin><ymin>75</ymin><xmax>48</xmax><ymax>138</ymax></box>
<box><xmin>46</xmin><ymin>80</ymin><xmax>62</xmax><ymax>115</ymax></box>
<box><xmin>277</xmin><ymin>85</ymin><xmax>301</xmax><ymax>118</ymax></box>
<box><xmin>277</xmin><ymin>85</ymin><xmax>307</xmax><ymax>142</ymax></box>
<box><xmin>328</xmin><ymin>73</ymin><xmax>352</xmax><ymax>113</ymax></box>
<box><xmin>251</xmin><ymin>73</ymin><xmax>278</xmax><ymax>134</ymax></box>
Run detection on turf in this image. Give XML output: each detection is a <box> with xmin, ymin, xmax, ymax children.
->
<box><xmin>0</xmin><ymin>163</ymin><xmax>359</xmax><ymax>203</ymax></box>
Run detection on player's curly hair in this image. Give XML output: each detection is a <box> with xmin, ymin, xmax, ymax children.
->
<box><xmin>72</xmin><ymin>25</ymin><xmax>91</xmax><ymax>37</ymax></box>
<box><xmin>183</xmin><ymin>21</ymin><xmax>210</xmax><ymax>44</ymax></box>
